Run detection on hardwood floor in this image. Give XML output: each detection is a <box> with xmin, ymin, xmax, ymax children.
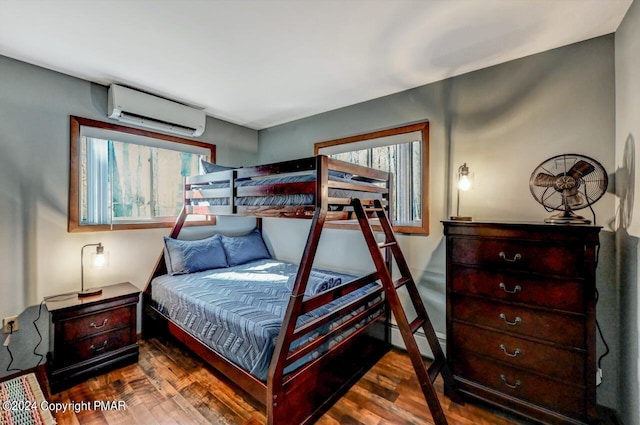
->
<box><xmin>46</xmin><ymin>337</ymin><xmax>530</xmax><ymax>425</ymax></box>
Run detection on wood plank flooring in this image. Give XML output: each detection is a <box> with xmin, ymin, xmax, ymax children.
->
<box><xmin>46</xmin><ymin>337</ymin><xmax>530</xmax><ymax>425</ymax></box>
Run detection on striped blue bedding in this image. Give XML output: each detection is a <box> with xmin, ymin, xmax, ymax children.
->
<box><xmin>151</xmin><ymin>259</ymin><xmax>382</xmax><ymax>381</ymax></box>
<box><xmin>191</xmin><ymin>172</ymin><xmax>382</xmax><ymax>206</ymax></box>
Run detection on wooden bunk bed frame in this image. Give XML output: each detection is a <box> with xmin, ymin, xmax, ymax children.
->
<box><xmin>143</xmin><ymin>155</ymin><xmax>457</xmax><ymax>425</ymax></box>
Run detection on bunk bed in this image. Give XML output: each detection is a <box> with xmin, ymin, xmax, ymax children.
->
<box><xmin>143</xmin><ymin>155</ymin><xmax>455</xmax><ymax>425</ymax></box>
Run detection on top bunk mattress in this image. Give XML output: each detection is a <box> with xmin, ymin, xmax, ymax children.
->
<box><xmin>151</xmin><ymin>259</ymin><xmax>382</xmax><ymax>381</ymax></box>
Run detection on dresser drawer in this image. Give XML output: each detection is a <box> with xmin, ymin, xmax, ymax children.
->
<box><xmin>452</xmin><ymin>322</ymin><xmax>585</xmax><ymax>382</ymax></box>
<box><xmin>452</xmin><ymin>295</ymin><xmax>586</xmax><ymax>348</ymax></box>
<box><xmin>452</xmin><ymin>267</ymin><xmax>585</xmax><ymax>313</ymax></box>
<box><xmin>60</xmin><ymin>327</ymin><xmax>133</xmax><ymax>365</ymax></box>
<box><xmin>450</xmin><ymin>237</ymin><xmax>585</xmax><ymax>278</ymax></box>
<box><xmin>454</xmin><ymin>352</ymin><xmax>586</xmax><ymax>418</ymax></box>
<box><xmin>62</xmin><ymin>307</ymin><xmax>133</xmax><ymax>342</ymax></box>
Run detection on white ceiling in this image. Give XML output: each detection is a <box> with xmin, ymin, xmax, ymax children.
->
<box><xmin>0</xmin><ymin>0</ymin><xmax>632</xmax><ymax>130</ymax></box>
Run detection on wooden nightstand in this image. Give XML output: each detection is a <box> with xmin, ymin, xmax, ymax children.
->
<box><xmin>46</xmin><ymin>282</ymin><xmax>140</xmax><ymax>393</ymax></box>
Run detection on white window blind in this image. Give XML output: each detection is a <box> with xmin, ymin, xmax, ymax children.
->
<box><xmin>80</xmin><ymin>132</ymin><xmax>208</xmax><ymax>226</ymax></box>
<box><xmin>80</xmin><ymin>127</ymin><xmax>211</xmax><ymax>156</ymax></box>
<box><xmin>317</xmin><ymin>131</ymin><xmax>422</xmax><ymax>155</ymax></box>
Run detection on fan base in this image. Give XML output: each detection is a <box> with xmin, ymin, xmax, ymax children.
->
<box><xmin>544</xmin><ymin>211</ymin><xmax>591</xmax><ymax>225</ymax></box>
<box><xmin>450</xmin><ymin>216</ymin><xmax>472</xmax><ymax>221</ymax></box>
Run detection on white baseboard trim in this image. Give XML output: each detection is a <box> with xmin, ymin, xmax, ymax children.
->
<box><xmin>388</xmin><ymin>324</ymin><xmax>447</xmax><ymax>360</ymax></box>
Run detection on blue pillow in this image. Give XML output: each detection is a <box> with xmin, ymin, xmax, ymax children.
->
<box><xmin>220</xmin><ymin>229</ymin><xmax>271</xmax><ymax>267</ymax></box>
<box><xmin>163</xmin><ymin>234</ymin><xmax>228</xmax><ymax>275</ymax></box>
<box><xmin>201</xmin><ymin>159</ymin><xmax>235</xmax><ymax>174</ymax></box>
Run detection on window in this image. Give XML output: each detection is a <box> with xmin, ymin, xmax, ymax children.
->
<box><xmin>315</xmin><ymin>122</ymin><xmax>429</xmax><ymax>234</ymax></box>
<box><xmin>69</xmin><ymin>116</ymin><xmax>215</xmax><ymax>232</ymax></box>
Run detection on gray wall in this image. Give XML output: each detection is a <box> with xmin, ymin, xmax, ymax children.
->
<box><xmin>615</xmin><ymin>0</ymin><xmax>640</xmax><ymax>423</ymax></box>
<box><xmin>0</xmin><ymin>55</ymin><xmax>259</xmax><ymax>377</ymax></box>
<box><xmin>258</xmin><ymin>35</ymin><xmax>618</xmax><ymax>410</ymax></box>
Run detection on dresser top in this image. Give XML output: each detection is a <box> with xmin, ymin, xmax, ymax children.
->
<box><xmin>442</xmin><ymin>220</ymin><xmax>602</xmax><ymax>242</ymax></box>
<box><xmin>442</xmin><ymin>219</ymin><xmax>601</xmax><ymax>227</ymax></box>
<box><xmin>442</xmin><ymin>220</ymin><xmax>602</xmax><ymax>230</ymax></box>
<box><xmin>45</xmin><ymin>282</ymin><xmax>140</xmax><ymax>312</ymax></box>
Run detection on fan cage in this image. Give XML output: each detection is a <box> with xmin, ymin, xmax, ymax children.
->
<box><xmin>529</xmin><ymin>154</ymin><xmax>608</xmax><ymax>222</ymax></box>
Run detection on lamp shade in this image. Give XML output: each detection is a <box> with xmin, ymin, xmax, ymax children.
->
<box><xmin>79</xmin><ymin>243</ymin><xmax>104</xmax><ymax>298</ymax></box>
<box><xmin>451</xmin><ymin>163</ymin><xmax>472</xmax><ymax>221</ymax></box>
<box><xmin>457</xmin><ymin>163</ymin><xmax>472</xmax><ymax>190</ymax></box>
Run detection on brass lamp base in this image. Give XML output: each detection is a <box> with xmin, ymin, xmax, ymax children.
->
<box><xmin>450</xmin><ymin>216</ymin><xmax>472</xmax><ymax>221</ymax></box>
<box><xmin>78</xmin><ymin>288</ymin><xmax>103</xmax><ymax>298</ymax></box>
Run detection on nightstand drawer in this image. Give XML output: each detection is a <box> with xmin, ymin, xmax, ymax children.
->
<box><xmin>453</xmin><ymin>322</ymin><xmax>585</xmax><ymax>381</ymax></box>
<box><xmin>61</xmin><ymin>327</ymin><xmax>133</xmax><ymax>365</ymax></box>
<box><xmin>62</xmin><ymin>307</ymin><xmax>132</xmax><ymax>342</ymax></box>
<box><xmin>452</xmin><ymin>267</ymin><xmax>585</xmax><ymax>313</ymax></box>
<box><xmin>450</xmin><ymin>237</ymin><xmax>585</xmax><ymax>278</ymax></box>
<box><xmin>452</xmin><ymin>295</ymin><xmax>586</xmax><ymax>348</ymax></box>
<box><xmin>454</xmin><ymin>352</ymin><xmax>586</xmax><ymax>418</ymax></box>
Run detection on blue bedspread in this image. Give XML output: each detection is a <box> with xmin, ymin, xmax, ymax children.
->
<box><xmin>152</xmin><ymin>259</ymin><xmax>382</xmax><ymax>380</ymax></box>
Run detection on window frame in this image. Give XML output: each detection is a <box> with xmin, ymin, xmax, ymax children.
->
<box><xmin>315</xmin><ymin>121</ymin><xmax>429</xmax><ymax>235</ymax></box>
<box><xmin>68</xmin><ymin>116</ymin><xmax>215</xmax><ymax>232</ymax></box>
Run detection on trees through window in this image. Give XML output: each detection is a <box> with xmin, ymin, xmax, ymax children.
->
<box><xmin>315</xmin><ymin>122</ymin><xmax>429</xmax><ymax>234</ymax></box>
<box><xmin>69</xmin><ymin>116</ymin><xmax>215</xmax><ymax>232</ymax></box>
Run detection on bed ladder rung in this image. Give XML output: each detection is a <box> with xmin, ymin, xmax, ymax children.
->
<box><xmin>394</xmin><ymin>277</ymin><xmax>410</xmax><ymax>289</ymax></box>
<box><xmin>409</xmin><ymin>317</ymin><xmax>426</xmax><ymax>334</ymax></box>
<box><xmin>378</xmin><ymin>241</ymin><xmax>397</xmax><ymax>249</ymax></box>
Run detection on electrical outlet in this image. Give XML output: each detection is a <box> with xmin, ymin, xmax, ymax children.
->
<box><xmin>3</xmin><ymin>316</ymin><xmax>19</xmax><ymax>334</ymax></box>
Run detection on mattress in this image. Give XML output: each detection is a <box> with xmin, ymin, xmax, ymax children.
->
<box><xmin>151</xmin><ymin>259</ymin><xmax>382</xmax><ymax>380</ymax></box>
<box><xmin>191</xmin><ymin>172</ymin><xmax>383</xmax><ymax>207</ymax></box>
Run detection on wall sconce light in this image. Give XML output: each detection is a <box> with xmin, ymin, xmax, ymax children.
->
<box><xmin>451</xmin><ymin>163</ymin><xmax>473</xmax><ymax>221</ymax></box>
<box><xmin>79</xmin><ymin>243</ymin><xmax>104</xmax><ymax>298</ymax></box>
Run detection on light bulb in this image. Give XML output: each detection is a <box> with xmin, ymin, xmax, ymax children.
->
<box><xmin>458</xmin><ymin>175</ymin><xmax>471</xmax><ymax>191</ymax></box>
<box><xmin>93</xmin><ymin>252</ymin><xmax>105</xmax><ymax>267</ymax></box>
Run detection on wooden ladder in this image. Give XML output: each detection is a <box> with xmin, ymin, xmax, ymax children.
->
<box><xmin>352</xmin><ymin>198</ymin><xmax>461</xmax><ymax>425</ymax></box>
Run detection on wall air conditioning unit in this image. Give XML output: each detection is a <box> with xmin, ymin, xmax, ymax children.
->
<box><xmin>108</xmin><ymin>84</ymin><xmax>206</xmax><ymax>137</ymax></box>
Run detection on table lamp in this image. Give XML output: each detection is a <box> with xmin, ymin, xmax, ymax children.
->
<box><xmin>79</xmin><ymin>242</ymin><xmax>104</xmax><ymax>297</ymax></box>
<box><xmin>450</xmin><ymin>163</ymin><xmax>473</xmax><ymax>221</ymax></box>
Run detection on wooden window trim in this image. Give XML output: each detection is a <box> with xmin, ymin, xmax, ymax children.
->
<box><xmin>315</xmin><ymin>121</ymin><xmax>429</xmax><ymax>235</ymax></box>
<box><xmin>68</xmin><ymin>116</ymin><xmax>216</xmax><ymax>232</ymax></box>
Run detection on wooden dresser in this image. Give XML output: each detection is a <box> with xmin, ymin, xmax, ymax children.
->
<box><xmin>46</xmin><ymin>282</ymin><xmax>140</xmax><ymax>393</ymax></box>
<box><xmin>443</xmin><ymin>221</ymin><xmax>601</xmax><ymax>425</ymax></box>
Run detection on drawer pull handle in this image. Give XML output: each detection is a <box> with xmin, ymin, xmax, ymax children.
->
<box><xmin>90</xmin><ymin>340</ymin><xmax>108</xmax><ymax>352</ymax></box>
<box><xmin>499</xmin><ymin>283</ymin><xmax>521</xmax><ymax>294</ymax></box>
<box><xmin>500</xmin><ymin>374</ymin><xmax>522</xmax><ymax>389</ymax></box>
<box><xmin>499</xmin><ymin>313</ymin><xmax>522</xmax><ymax>326</ymax></box>
<box><xmin>499</xmin><ymin>344</ymin><xmax>521</xmax><ymax>357</ymax></box>
<box><xmin>90</xmin><ymin>319</ymin><xmax>109</xmax><ymax>329</ymax></box>
<box><xmin>499</xmin><ymin>252</ymin><xmax>522</xmax><ymax>263</ymax></box>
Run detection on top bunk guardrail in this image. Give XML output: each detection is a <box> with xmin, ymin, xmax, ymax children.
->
<box><xmin>184</xmin><ymin>155</ymin><xmax>391</xmax><ymax>220</ymax></box>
